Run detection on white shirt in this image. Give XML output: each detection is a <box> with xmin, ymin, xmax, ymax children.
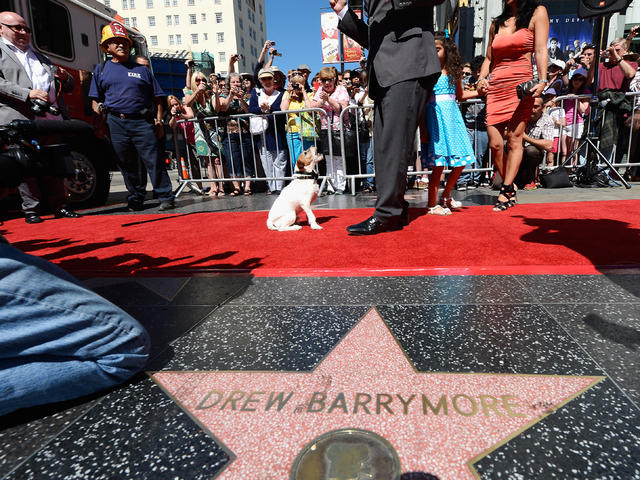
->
<box><xmin>2</xmin><ymin>37</ymin><xmax>55</xmax><ymax>103</ymax></box>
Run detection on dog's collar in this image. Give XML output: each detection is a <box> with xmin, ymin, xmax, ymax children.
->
<box><xmin>293</xmin><ymin>170</ymin><xmax>319</xmax><ymax>180</ymax></box>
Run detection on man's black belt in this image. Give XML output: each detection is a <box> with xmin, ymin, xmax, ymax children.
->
<box><xmin>108</xmin><ymin>111</ymin><xmax>147</xmax><ymax>120</ymax></box>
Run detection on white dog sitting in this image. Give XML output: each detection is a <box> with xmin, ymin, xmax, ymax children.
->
<box><xmin>267</xmin><ymin>147</ymin><xmax>323</xmax><ymax>231</ymax></box>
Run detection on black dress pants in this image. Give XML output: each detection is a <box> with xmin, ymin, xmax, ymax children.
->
<box><xmin>372</xmin><ymin>74</ymin><xmax>437</xmax><ymax>220</ymax></box>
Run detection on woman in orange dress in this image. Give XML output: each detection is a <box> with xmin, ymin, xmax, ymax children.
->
<box><xmin>477</xmin><ymin>0</ymin><xmax>549</xmax><ymax>211</ymax></box>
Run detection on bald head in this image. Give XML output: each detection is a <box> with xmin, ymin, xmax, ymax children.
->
<box><xmin>0</xmin><ymin>11</ymin><xmax>31</xmax><ymax>51</ymax></box>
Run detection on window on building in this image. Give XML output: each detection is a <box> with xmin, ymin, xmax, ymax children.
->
<box><xmin>259</xmin><ymin>4</ymin><xmax>262</xmax><ymax>15</ymax></box>
<box><xmin>146</xmin><ymin>0</ymin><xmax>152</xmax><ymax>7</ymax></box>
<box><xmin>131</xmin><ymin>17</ymin><xmax>137</xmax><ymax>27</ymax></box>
<box><xmin>166</xmin><ymin>15</ymin><xmax>172</xmax><ymax>25</ymax></box>
<box><xmin>217</xmin><ymin>32</ymin><xmax>224</xmax><ymax>43</ymax></box>
<box><xmin>124</xmin><ymin>17</ymin><xmax>129</xmax><ymax>26</ymax></box>
<box><xmin>239</xmin><ymin>18</ymin><xmax>243</xmax><ymax>30</ymax></box>
<box><xmin>219</xmin><ymin>52</ymin><xmax>225</xmax><ymax>63</ymax></box>
<box><xmin>169</xmin><ymin>34</ymin><xmax>174</xmax><ymax>45</ymax></box>
<box><xmin>191</xmin><ymin>33</ymin><xmax>198</xmax><ymax>44</ymax></box>
<box><xmin>219</xmin><ymin>71</ymin><xmax>227</xmax><ymax>76</ymax></box>
<box><xmin>240</xmin><ymin>37</ymin><xmax>244</xmax><ymax>48</ymax></box>
<box><xmin>129</xmin><ymin>0</ymin><xmax>135</xmax><ymax>8</ymax></box>
<box><xmin>151</xmin><ymin>35</ymin><xmax>158</xmax><ymax>46</ymax></box>
<box><xmin>259</xmin><ymin>21</ymin><xmax>262</xmax><ymax>32</ymax></box>
<box><xmin>237</xmin><ymin>0</ymin><xmax>241</xmax><ymax>10</ymax></box>
<box><xmin>148</xmin><ymin>15</ymin><xmax>155</xmax><ymax>26</ymax></box>
<box><xmin>172</xmin><ymin>0</ymin><xmax>177</xmax><ymax>5</ymax></box>
<box><xmin>121</xmin><ymin>0</ymin><xmax>127</xmax><ymax>9</ymax></box>
<box><xmin>189</xmin><ymin>14</ymin><xmax>196</xmax><ymax>24</ymax></box>
<box><xmin>174</xmin><ymin>15</ymin><xmax>179</xmax><ymax>25</ymax></box>
<box><xmin>176</xmin><ymin>34</ymin><xmax>182</xmax><ymax>44</ymax></box>
<box><xmin>164</xmin><ymin>0</ymin><xmax>169</xmax><ymax>5</ymax></box>
<box><xmin>203</xmin><ymin>33</ymin><xmax>208</xmax><ymax>40</ymax></box>
<box><xmin>187</xmin><ymin>0</ymin><xmax>194</xmax><ymax>5</ymax></box>
<box><xmin>214</xmin><ymin>0</ymin><xmax>221</xmax><ymax>4</ymax></box>
<box><xmin>104</xmin><ymin>0</ymin><xmax>111</xmax><ymax>7</ymax></box>
<box><xmin>215</xmin><ymin>12</ymin><xmax>222</xmax><ymax>23</ymax></box>
<box><xmin>201</xmin><ymin>13</ymin><xmax>206</xmax><ymax>21</ymax></box>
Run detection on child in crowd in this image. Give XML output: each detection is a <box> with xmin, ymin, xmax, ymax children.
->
<box><xmin>422</xmin><ymin>32</ymin><xmax>478</xmax><ymax>215</ymax></box>
<box><xmin>544</xmin><ymin>88</ymin><xmax>565</xmax><ymax>169</ymax></box>
<box><xmin>561</xmin><ymin>67</ymin><xmax>590</xmax><ymax>167</ymax></box>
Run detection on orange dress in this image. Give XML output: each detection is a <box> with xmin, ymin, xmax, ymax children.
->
<box><xmin>486</xmin><ymin>28</ymin><xmax>535</xmax><ymax>126</ymax></box>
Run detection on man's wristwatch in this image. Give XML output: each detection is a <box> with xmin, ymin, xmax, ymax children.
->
<box><xmin>539</xmin><ymin>79</ymin><xmax>549</xmax><ymax>84</ymax></box>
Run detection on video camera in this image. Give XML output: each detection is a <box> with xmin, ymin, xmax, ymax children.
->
<box><xmin>0</xmin><ymin>119</ymin><xmax>92</xmax><ymax>188</ymax></box>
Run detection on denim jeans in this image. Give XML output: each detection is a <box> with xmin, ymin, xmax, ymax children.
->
<box><xmin>221</xmin><ymin>132</ymin><xmax>254</xmax><ymax>178</ymax></box>
<box><xmin>286</xmin><ymin>132</ymin><xmax>317</xmax><ymax>171</ymax></box>
<box><xmin>360</xmin><ymin>137</ymin><xmax>374</xmax><ymax>188</ymax></box>
<box><xmin>107</xmin><ymin>115</ymin><xmax>174</xmax><ymax>204</ymax></box>
<box><xmin>458</xmin><ymin>127</ymin><xmax>489</xmax><ymax>186</ymax></box>
<box><xmin>0</xmin><ymin>242</ymin><xmax>150</xmax><ymax>416</ymax></box>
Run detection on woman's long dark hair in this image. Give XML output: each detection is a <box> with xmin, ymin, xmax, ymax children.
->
<box><xmin>495</xmin><ymin>0</ymin><xmax>540</xmax><ymax>31</ymax></box>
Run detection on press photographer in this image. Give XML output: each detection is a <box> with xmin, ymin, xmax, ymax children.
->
<box><xmin>0</xmin><ymin>11</ymin><xmax>82</xmax><ymax>223</ymax></box>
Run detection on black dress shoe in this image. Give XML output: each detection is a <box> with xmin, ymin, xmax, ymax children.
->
<box><xmin>25</xmin><ymin>213</ymin><xmax>43</xmax><ymax>224</ymax></box>
<box><xmin>347</xmin><ymin>215</ymin><xmax>402</xmax><ymax>235</ymax></box>
<box><xmin>54</xmin><ymin>208</ymin><xmax>82</xmax><ymax>218</ymax></box>
<box><xmin>400</xmin><ymin>201</ymin><xmax>409</xmax><ymax>227</ymax></box>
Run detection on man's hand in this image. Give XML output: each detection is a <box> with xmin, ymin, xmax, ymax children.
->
<box><xmin>230</xmin><ymin>53</ymin><xmax>240</xmax><ymax>64</ymax></box>
<box><xmin>28</xmin><ymin>89</ymin><xmax>49</xmax><ymax>103</ymax></box>
<box><xmin>54</xmin><ymin>67</ymin><xmax>69</xmax><ymax>81</ymax></box>
<box><xmin>262</xmin><ymin>40</ymin><xmax>271</xmax><ymax>53</ymax></box>
<box><xmin>329</xmin><ymin>0</ymin><xmax>347</xmax><ymax>14</ymax></box>
<box><xmin>319</xmin><ymin>91</ymin><xmax>330</xmax><ymax>102</ymax></box>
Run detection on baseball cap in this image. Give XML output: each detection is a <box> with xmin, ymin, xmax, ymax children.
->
<box><xmin>572</xmin><ymin>67</ymin><xmax>588</xmax><ymax>78</ymax></box>
<box><xmin>297</xmin><ymin>64</ymin><xmax>311</xmax><ymax>72</ymax></box>
<box><xmin>549</xmin><ymin>59</ymin><xmax>566</xmax><ymax>70</ymax></box>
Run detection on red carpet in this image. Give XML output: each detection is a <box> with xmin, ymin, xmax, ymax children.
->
<box><xmin>2</xmin><ymin>200</ymin><xmax>639</xmax><ymax>277</ymax></box>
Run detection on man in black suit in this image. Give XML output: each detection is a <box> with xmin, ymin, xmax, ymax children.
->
<box><xmin>330</xmin><ymin>0</ymin><xmax>444</xmax><ymax>235</ymax></box>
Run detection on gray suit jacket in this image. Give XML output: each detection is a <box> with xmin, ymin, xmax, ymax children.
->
<box><xmin>338</xmin><ymin>0</ymin><xmax>444</xmax><ymax>97</ymax></box>
<box><xmin>0</xmin><ymin>41</ymin><xmax>75</xmax><ymax>124</ymax></box>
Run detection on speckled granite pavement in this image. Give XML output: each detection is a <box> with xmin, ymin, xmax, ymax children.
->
<box><xmin>1</xmin><ymin>272</ymin><xmax>639</xmax><ymax>479</ymax></box>
<box><xmin>2</xmin><ymin>186</ymin><xmax>640</xmax><ymax>479</ymax></box>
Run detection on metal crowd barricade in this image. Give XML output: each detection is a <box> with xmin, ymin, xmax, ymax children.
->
<box><xmin>172</xmin><ymin>107</ymin><xmax>332</xmax><ymax>197</ymax></box>
<box><xmin>338</xmin><ymin>100</ymin><xmax>495</xmax><ymax>195</ymax></box>
<box><xmin>550</xmin><ymin>92</ymin><xmax>640</xmax><ymax>175</ymax></box>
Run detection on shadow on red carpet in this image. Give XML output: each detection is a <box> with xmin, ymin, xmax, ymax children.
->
<box><xmin>1</xmin><ymin>200</ymin><xmax>639</xmax><ymax>277</ymax></box>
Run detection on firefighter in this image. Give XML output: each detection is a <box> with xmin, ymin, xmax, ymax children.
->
<box><xmin>88</xmin><ymin>22</ymin><xmax>174</xmax><ymax>211</ymax></box>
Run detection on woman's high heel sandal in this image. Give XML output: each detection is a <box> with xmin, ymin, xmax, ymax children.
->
<box><xmin>493</xmin><ymin>183</ymin><xmax>516</xmax><ymax>212</ymax></box>
<box><xmin>439</xmin><ymin>196</ymin><xmax>462</xmax><ymax>209</ymax></box>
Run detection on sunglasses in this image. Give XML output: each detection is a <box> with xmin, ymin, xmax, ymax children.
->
<box><xmin>320</xmin><ymin>78</ymin><xmax>334</xmax><ymax>83</ymax></box>
<box><xmin>2</xmin><ymin>23</ymin><xmax>31</xmax><ymax>34</ymax></box>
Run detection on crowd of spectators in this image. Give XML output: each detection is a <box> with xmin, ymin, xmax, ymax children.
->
<box><xmin>167</xmin><ymin>28</ymin><xmax>640</xmax><ymax>197</ymax></box>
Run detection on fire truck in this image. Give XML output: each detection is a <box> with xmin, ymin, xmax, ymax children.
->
<box><xmin>1</xmin><ymin>0</ymin><xmax>149</xmax><ymax>206</ymax></box>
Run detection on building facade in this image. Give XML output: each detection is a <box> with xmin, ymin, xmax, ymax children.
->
<box><xmin>98</xmin><ymin>0</ymin><xmax>266</xmax><ymax>75</ymax></box>
<box><xmin>436</xmin><ymin>0</ymin><xmax>636</xmax><ymax>61</ymax></box>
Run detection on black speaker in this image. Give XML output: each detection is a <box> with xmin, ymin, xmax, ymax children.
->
<box><xmin>578</xmin><ymin>0</ymin><xmax>633</xmax><ymax>18</ymax></box>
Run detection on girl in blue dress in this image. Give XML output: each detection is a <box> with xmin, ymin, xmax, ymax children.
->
<box><xmin>422</xmin><ymin>32</ymin><xmax>479</xmax><ymax>215</ymax></box>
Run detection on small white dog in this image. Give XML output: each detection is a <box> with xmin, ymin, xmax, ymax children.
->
<box><xmin>267</xmin><ymin>146</ymin><xmax>324</xmax><ymax>231</ymax></box>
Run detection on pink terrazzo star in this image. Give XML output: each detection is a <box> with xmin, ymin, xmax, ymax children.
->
<box><xmin>151</xmin><ymin>308</ymin><xmax>603</xmax><ymax>479</ymax></box>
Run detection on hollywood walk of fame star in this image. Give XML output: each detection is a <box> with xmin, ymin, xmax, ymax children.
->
<box><xmin>151</xmin><ymin>308</ymin><xmax>603</xmax><ymax>479</ymax></box>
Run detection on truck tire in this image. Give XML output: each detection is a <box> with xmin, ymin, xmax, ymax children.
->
<box><xmin>64</xmin><ymin>143</ymin><xmax>111</xmax><ymax>208</ymax></box>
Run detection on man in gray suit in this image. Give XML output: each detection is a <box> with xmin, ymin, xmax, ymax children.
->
<box><xmin>330</xmin><ymin>0</ymin><xmax>444</xmax><ymax>234</ymax></box>
<box><xmin>0</xmin><ymin>11</ymin><xmax>80</xmax><ymax>223</ymax></box>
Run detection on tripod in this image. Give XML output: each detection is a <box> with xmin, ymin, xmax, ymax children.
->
<box><xmin>560</xmin><ymin>15</ymin><xmax>632</xmax><ymax>189</ymax></box>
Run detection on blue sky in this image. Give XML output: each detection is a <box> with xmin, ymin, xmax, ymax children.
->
<box><xmin>264</xmin><ymin>0</ymin><xmax>362</xmax><ymax>76</ymax></box>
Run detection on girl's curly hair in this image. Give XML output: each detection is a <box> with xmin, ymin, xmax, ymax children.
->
<box><xmin>434</xmin><ymin>31</ymin><xmax>462</xmax><ymax>85</ymax></box>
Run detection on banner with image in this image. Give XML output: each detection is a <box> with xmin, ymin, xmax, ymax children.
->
<box><xmin>547</xmin><ymin>15</ymin><xmax>594</xmax><ymax>62</ymax></box>
<box><xmin>321</xmin><ymin>12</ymin><xmax>340</xmax><ymax>64</ymax></box>
<box><xmin>342</xmin><ymin>9</ymin><xmax>363</xmax><ymax>63</ymax></box>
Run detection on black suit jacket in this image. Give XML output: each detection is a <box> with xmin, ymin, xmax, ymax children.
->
<box><xmin>338</xmin><ymin>0</ymin><xmax>444</xmax><ymax>97</ymax></box>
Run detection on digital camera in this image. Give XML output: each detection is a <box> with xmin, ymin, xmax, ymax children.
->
<box><xmin>30</xmin><ymin>99</ymin><xmax>60</xmax><ymax>117</ymax></box>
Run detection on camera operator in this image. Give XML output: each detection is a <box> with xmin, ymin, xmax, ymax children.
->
<box><xmin>0</xmin><ymin>11</ymin><xmax>81</xmax><ymax>224</ymax></box>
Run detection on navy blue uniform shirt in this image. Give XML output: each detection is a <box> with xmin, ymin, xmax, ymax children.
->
<box><xmin>88</xmin><ymin>60</ymin><xmax>165</xmax><ymax>114</ymax></box>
